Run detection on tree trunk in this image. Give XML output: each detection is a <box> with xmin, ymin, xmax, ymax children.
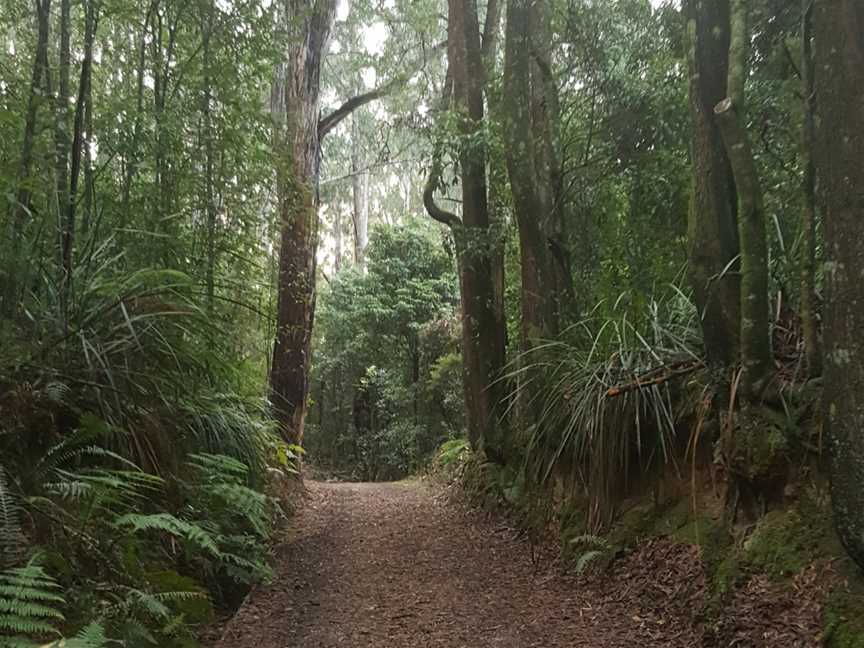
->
<box><xmin>350</xmin><ymin>107</ymin><xmax>368</xmax><ymax>269</ymax></box>
<box><xmin>120</xmin><ymin>0</ymin><xmax>158</xmax><ymax>228</ymax></box>
<box><xmin>333</xmin><ymin>207</ymin><xmax>343</xmax><ymax>272</ymax></box>
<box><xmin>482</xmin><ymin>0</ymin><xmax>508</xmax><ymax>394</ymax></box>
<box><xmin>55</xmin><ymin>0</ymin><xmax>72</xmax><ymax>289</ymax></box>
<box><xmin>529</xmin><ymin>0</ymin><xmax>573</xmax><ymax>321</ymax></box>
<box><xmin>82</xmin><ymin>49</ymin><xmax>95</xmax><ymax>238</ymax></box>
<box><xmin>423</xmin><ymin>0</ymin><xmax>506</xmax><ymax>461</ymax></box>
<box><xmin>814</xmin><ymin>0</ymin><xmax>864</xmax><ymax>570</ymax></box>
<box><xmin>201</xmin><ymin>0</ymin><xmax>217</xmax><ymax>316</ymax></box>
<box><xmin>799</xmin><ymin>0</ymin><xmax>820</xmax><ymax>378</ymax></box>
<box><xmin>714</xmin><ymin>0</ymin><xmax>772</xmax><ymax>399</ymax></box>
<box><xmin>684</xmin><ymin>0</ymin><xmax>740</xmax><ymax>370</ymax></box>
<box><xmin>269</xmin><ymin>0</ymin><xmax>336</xmax><ymax>446</ymax></box>
<box><xmin>503</xmin><ymin>0</ymin><xmax>559</xmax><ymax>344</ymax></box>
<box><xmin>4</xmin><ymin>0</ymin><xmax>52</xmax><ymax>314</ymax></box>
<box><xmin>451</xmin><ymin>0</ymin><xmax>506</xmax><ymax>461</ymax></box>
<box><xmin>60</xmin><ymin>0</ymin><xmax>97</xmax><ymax>325</ymax></box>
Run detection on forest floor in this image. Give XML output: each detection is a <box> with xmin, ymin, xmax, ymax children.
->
<box><xmin>214</xmin><ymin>479</ymin><xmax>827</xmax><ymax>648</ymax></box>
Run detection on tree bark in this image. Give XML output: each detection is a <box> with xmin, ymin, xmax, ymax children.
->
<box><xmin>350</xmin><ymin>106</ymin><xmax>368</xmax><ymax>269</ymax></box>
<box><xmin>503</xmin><ymin>0</ymin><xmax>559</xmax><ymax>344</ymax></box>
<box><xmin>4</xmin><ymin>0</ymin><xmax>52</xmax><ymax>314</ymax></box>
<box><xmin>60</xmin><ymin>0</ymin><xmax>98</xmax><ymax>325</ymax></box>
<box><xmin>269</xmin><ymin>0</ymin><xmax>337</xmax><ymax>445</ymax></box>
<box><xmin>55</xmin><ymin>0</ymin><xmax>72</xmax><ymax>286</ymax></box>
<box><xmin>714</xmin><ymin>0</ymin><xmax>772</xmax><ymax>399</ymax></box>
<box><xmin>814</xmin><ymin>0</ymin><xmax>864</xmax><ymax>570</ymax></box>
<box><xmin>423</xmin><ymin>0</ymin><xmax>507</xmax><ymax>461</ymax></box>
<box><xmin>684</xmin><ymin>0</ymin><xmax>740</xmax><ymax>371</ymax></box>
<box><xmin>481</xmin><ymin>0</ymin><xmax>507</xmax><ymax>382</ymax></box>
<box><xmin>201</xmin><ymin>0</ymin><xmax>217</xmax><ymax>316</ymax></box>
<box><xmin>452</xmin><ymin>0</ymin><xmax>506</xmax><ymax>462</ymax></box>
<box><xmin>799</xmin><ymin>0</ymin><xmax>820</xmax><ymax>377</ymax></box>
<box><xmin>120</xmin><ymin>0</ymin><xmax>159</xmax><ymax>227</ymax></box>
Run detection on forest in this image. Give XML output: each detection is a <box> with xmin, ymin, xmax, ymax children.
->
<box><xmin>1</xmin><ymin>0</ymin><xmax>863</xmax><ymax>645</ymax></box>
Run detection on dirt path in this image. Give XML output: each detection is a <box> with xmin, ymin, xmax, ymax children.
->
<box><xmin>216</xmin><ymin>479</ymin><xmax>721</xmax><ymax>647</ymax></box>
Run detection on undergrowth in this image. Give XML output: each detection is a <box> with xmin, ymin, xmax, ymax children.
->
<box><xmin>503</xmin><ymin>287</ymin><xmax>703</xmax><ymax>528</ymax></box>
<box><xmin>435</xmin><ymin>286</ymin><xmax>863</xmax><ymax>644</ymax></box>
<box><xmin>0</xmin><ymin>261</ymin><xmax>295</xmax><ymax>645</ymax></box>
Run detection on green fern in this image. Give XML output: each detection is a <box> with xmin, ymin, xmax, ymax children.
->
<box><xmin>186</xmin><ymin>453</ymin><xmax>249</xmax><ymax>484</ymax></box>
<box><xmin>42</xmin><ymin>622</ymin><xmax>110</xmax><ymax>647</ymax></box>
<box><xmin>46</xmin><ymin>469</ymin><xmax>162</xmax><ymax>507</ymax></box>
<box><xmin>0</xmin><ymin>559</ymin><xmax>65</xmax><ymax>646</ymax></box>
<box><xmin>0</xmin><ymin>468</ymin><xmax>25</xmax><ymax>568</ymax></box>
<box><xmin>112</xmin><ymin>587</ymin><xmax>206</xmax><ymax>622</ymax></box>
<box><xmin>574</xmin><ymin>549</ymin><xmax>605</xmax><ymax>574</ymax></box>
<box><xmin>569</xmin><ymin>534</ymin><xmax>613</xmax><ymax>574</ymax></box>
<box><xmin>436</xmin><ymin>439</ymin><xmax>471</xmax><ymax>468</ymax></box>
<box><xmin>113</xmin><ymin>513</ymin><xmax>221</xmax><ymax>557</ymax></box>
<box><xmin>186</xmin><ymin>453</ymin><xmax>274</xmax><ymax>538</ymax></box>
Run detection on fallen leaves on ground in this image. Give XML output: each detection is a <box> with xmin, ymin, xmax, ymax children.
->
<box><xmin>215</xmin><ymin>480</ymin><xmax>831</xmax><ymax>648</ymax></box>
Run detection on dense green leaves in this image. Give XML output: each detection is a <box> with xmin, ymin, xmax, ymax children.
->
<box><xmin>307</xmin><ymin>223</ymin><xmax>461</xmax><ymax>479</ymax></box>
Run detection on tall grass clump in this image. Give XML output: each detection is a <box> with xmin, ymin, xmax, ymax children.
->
<box><xmin>507</xmin><ymin>287</ymin><xmax>705</xmax><ymax>526</ymax></box>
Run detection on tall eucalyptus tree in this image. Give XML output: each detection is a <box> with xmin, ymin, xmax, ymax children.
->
<box><xmin>423</xmin><ymin>0</ymin><xmax>507</xmax><ymax>461</ymax></box>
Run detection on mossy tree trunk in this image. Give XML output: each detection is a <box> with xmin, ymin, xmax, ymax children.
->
<box><xmin>814</xmin><ymin>0</ymin><xmax>864</xmax><ymax>570</ymax></box>
<box><xmin>713</xmin><ymin>0</ymin><xmax>772</xmax><ymax>400</ymax></box>
<box><xmin>684</xmin><ymin>0</ymin><xmax>740</xmax><ymax>372</ymax></box>
<box><xmin>799</xmin><ymin>0</ymin><xmax>821</xmax><ymax>378</ymax></box>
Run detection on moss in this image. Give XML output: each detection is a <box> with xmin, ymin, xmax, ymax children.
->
<box><xmin>743</xmin><ymin>509</ymin><xmax>823</xmax><ymax>579</ymax></box>
<box><xmin>824</xmin><ymin>588</ymin><xmax>864</xmax><ymax>648</ymax></box>
<box><xmin>733</xmin><ymin>410</ymin><xmax>789</xmax><ymax>481</ymax></box>
<box><xmin>711</xmin><ymin>551</ymin><xmax>741</xmax><ymax>598</ymax></box>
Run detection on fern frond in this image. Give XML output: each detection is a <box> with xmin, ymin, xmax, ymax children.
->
<box><xmin>46</xmin><ymin>469</ymin><xmax>162</xmax><ymax>508</ymax></box>
<box><xmin>575</xmin><ymin>549</ymin><xmax>605</xmax><ymax>574</ymax></box>
<box><xmin>39</xmin><ymin>621</ymin><xmax>111</xmax><ymax>647</ymax></box>
<box><xmin>63</xmin><ymin>621</ymin><xmax>109</xmax><ymax>647</ymax></box>
<box><xmin>206</xmin><ymin>484</ymin><xmax>271</xmax><ymax>537</ymax></box>
<box><xmin>113</xmin><ymin>514</ymin><xmax>220</xmax><ymax>556</ymax></box>
<box><xmin>0</xmin><ymin>467</ymin><xmax>26</xmax><ymax>568</ymax></box>
<box><xmin>0</xmin><ymin>561</ymin><xmax>65</xmax><ymax>645</ymax></box>
<box><xmin>186</xmin><ymin>454</ymin><xmax>248</xmax><ymax>483</ymax></box>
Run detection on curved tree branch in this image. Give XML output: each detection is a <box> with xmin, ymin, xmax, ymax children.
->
<box><xmin>318</xmin><ymin>82</ymin><xmax>396</xmax><ymax>139</ymax></box>
<box><xmin>318</xmin><ymin>40</ymin><xmax>447</xmax><ymax>140</ymax></box>
<box><xmin>422</xmin><ymin>68</ymin><xmax>460</xmax><ymax>229</ymax></box>
<box><xmin>423</xmin><ymin>152</ymin><xmax>461</xmax><ymax>229</ymax></box>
